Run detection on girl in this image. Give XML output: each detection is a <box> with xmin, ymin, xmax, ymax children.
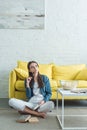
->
<box><xmin>9</xmin><ymin>61</ymin><xmax>54</xmax><ymax>118</ymax></box>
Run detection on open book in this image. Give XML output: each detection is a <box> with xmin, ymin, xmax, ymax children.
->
<box><xmin>71</xmin><ymin>88</ymin><xmax>87</xmax><ymax>93</ymax></box>
<box><xmin>33</xmin><ymin>104</ymin><xmax>42</xmax><ymax>110</ymax></box>
<box><xmin>29</xmin><ymin>117</ymin><xmax>39</xmax><ymax>123</ymax></box>
<box><xmin>16</xmin><ymin>115</ymin><xmax>39</xmax><ymax>123</ymax></box>
<box><xmin>16</xmin><ymin>115</ymin><xmax>31</xmax><ymax>123</ymax></box>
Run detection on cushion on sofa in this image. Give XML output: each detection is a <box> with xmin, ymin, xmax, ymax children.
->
<box><xmin>78</xmin><ymin>80</ymin><xmax>87</xmax><ymax>88</ymax></box>
<box><xmin>15</xmin><ymin>80</ymin><xmax>25</xmax><ymax>91</ymax></box>
<box><xmin>17</xmin><ymin>61</ymin><xmax>53</xmax><ymax>79</ymax></box>
<box><xmin>52</xmin><ymin>64</ymin><xmax>86</xmax><ymax>80</ymax></box>
<box><xmin>75</xmin><ymin>68</ymin><xmax>87</xmax><ymax>80</ymax></box>
<box><xmin>39</xmin><ymin>64</ymin><xmax>53</xmax><ymax>79</ymax></box>
<box><xmin>14</xmin><ymin>68</ymin><xmax>28</xmax><ymax>79</ymax></box>
<box><xmin>15</xmin><ymin>91</ymin><xmax>26</xmax><ymax>99</ymax></box>
<box><xmin>50</xmin><ymin>79</ymin><xmax>58</xmax><ymax>91</ymax></box>
<box><xmin>15</xmin><ymin>79</ymin><xmax>57</xmax><ymax>92</ymax></box>
<box><xmin>17</xmin><ymin>61</ymin><xmax>28</xmax><ymax>72</ymax></box>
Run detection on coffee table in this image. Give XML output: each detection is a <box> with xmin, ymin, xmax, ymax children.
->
<box><xmin>56</xmin><ymin>88</ymin><xmax>87</xmax><ymax>130</ymax></box>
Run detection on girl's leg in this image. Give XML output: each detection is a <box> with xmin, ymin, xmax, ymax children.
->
<box><xmin>23</xmin><ymin>106</ymin><xmax>46</xmax><ymax>118</ymax></box>
<box><xmin>38</xmin><ymin>101</ymin><xmax>54</xmax><ymax>112</ymax></box>
<box><xmin>9</xmin><ymin>98</ymin><xmax>46</xmax><ymax>118</ymax></box>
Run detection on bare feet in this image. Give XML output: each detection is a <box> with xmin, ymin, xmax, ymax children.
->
<box><xmin>18</xmin><ymin>111</ymin><xmax>46</xmax><ymax>118</ymax></box>
<box><xmin>18</xmin><ymin>106</ymin><xmax>47</xmax><ymax>119</ymax></box>
<box><xmin>38</xmin><ymin>112</ymin><xmax>46</xmax><ymax>118</ymax></box>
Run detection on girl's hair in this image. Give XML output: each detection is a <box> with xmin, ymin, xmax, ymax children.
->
<box><xmin>27</xmin><ymin>61</ymin><xmax>44</xmax><ymax>88</ymax></box>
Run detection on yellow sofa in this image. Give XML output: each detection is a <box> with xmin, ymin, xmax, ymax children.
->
<box><xmin>9</xmin><ymin>61</ymin><xmax>87</xmax><ymax>100</ymax></box>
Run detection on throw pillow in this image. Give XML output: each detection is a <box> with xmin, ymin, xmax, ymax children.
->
<box><xmin>17</xmin><ymin>61</ymin><xmax>53</xmax><ymax>79</ymax></box>
<box><xmin>75</xmin><ymin>68</ymin><xmax>87</xmax><ymax>80</ymax></box>
<box><xmin>17</xmin><ymin>61</ymin><xmax>28</xmax><ymax>72</ymax></box>
<box><xmin>14</xmin><ymin>68</ymin><xmax>28</xmax><ymax>79</ymax></box>
<box><xmin>39</xmin><ymin>64</ymin><xmax>53</xmax><ymax>79</ymax></box>
<box><xmin>52</xmin><ymin>64</ymin><xmax>86</xmax><ymax>80</ymax></box>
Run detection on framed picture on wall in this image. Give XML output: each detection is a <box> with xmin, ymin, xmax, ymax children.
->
<box><xmin>0</xmin><ymin>0</ymin><xmax>45</xmax><ymax>29</ymax></box>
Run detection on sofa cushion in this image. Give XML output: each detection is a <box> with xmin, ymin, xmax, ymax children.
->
<box><xmin>17</xmin><ymin>61</ymin><xmax>53</xmax><ymax>79</ymax></box>
<box><xmin>39</xmin><ymin>64</ymin><xmax>53</xmax><ymax>79</ymax></box>
<box><xmin>75</xmin><ymin>68</ymin><xmax>87</xmax><ymax>80</ymax></box>
<box><xmin>17</xmin><ymin>61</ymin><xmax>28</xmax><ymax>72</ymax></box>
<box><xmin>15</xmin><ymin>91</ymin><xmax>26</xmax><ymax>100</ymax></box>
<box><xmin>52</xmin><ymin>64</ymin><xmax>86</xmax><ymax>80</ymax></box>
<box><xmin>78</xmin><ymin>80</ymin><xmax>87</xmax><ymax>88</ymax></box>
<box><xmin>14</xmin><ymin>68</ymin><xmax>28</xmax><ymax>79</ymax></box>
<box><xmin>15</xmin><ymin>79</ymin><xmax>57</xmax><ymax>92</ymax></box>
<box><xmin>50</xmin><ymin>79</ymin><xmax>58</xmax><ymax>91</ymax></box>
<box><xmin>15</xmin><ymin>80</ymin><xmax>25</xmax><ymax>91</ymax></box>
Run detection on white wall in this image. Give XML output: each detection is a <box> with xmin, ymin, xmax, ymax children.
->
<box><xmin>0</xmin><ymin>0</ymin><xmax>87</xmax><ymax>97</ymax></box>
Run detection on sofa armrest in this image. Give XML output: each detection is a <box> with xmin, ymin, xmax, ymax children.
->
<box><xmin>9</xmin><ymin>70</ymin><xmax>17</xmax><ymax>98</ymax></box>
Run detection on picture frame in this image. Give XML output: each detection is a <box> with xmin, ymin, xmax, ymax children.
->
<box><xmin>0</xmin><ymin>0</ymin><xmax>45</xmax><ymax>29</ymax></box>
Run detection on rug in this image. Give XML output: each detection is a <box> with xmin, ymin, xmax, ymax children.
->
<box><xmin>0</xmin><ymin>109</ymin><xmax>60</xmax><ymax>130</ymax></box>
<box><xmin>0</xmin><ymin>99</ymin><xmax>87</xmax><ymax>130</ymax></box>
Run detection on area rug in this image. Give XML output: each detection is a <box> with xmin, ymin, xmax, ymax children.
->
<box><xmin>0</xmin><ymin>109</ymin><xmax>60</xmax><ymax>130</ymax></box>
<box><xmin>0</xmin><ymin>99</ymin><xmax>87</xmax><ymax>130</ymax></box>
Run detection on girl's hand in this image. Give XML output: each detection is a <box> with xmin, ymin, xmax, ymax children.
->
<box><xmin>26</xmin><ymin>77</ymin><xmax>32</xmax><ymax>88</ymax></box>
<box><xmin>39</xmin><ymin>100</ymin><xmax>45</xmax><ymax>105</ymax></box>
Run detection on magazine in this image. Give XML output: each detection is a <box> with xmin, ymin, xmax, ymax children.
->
<box><xmin>71</xmin><ymin>88</ymin><xmax>87</xmax><ymax>93</ymax></box>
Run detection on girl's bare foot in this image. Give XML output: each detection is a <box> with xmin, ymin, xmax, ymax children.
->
<box><xmin>39</xmin><ymin>112</ymin><xmax>46</xmax><ymax>118</ymax></box>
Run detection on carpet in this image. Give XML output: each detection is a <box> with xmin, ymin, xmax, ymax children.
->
<box><xmin>0</xmin><ymin>99</ymin><xmax>87</xmax><ymax>130</ymax></box>
<box><xmin>0</xmin><ymin>109</ymin><xmax>60</xmax><ymax>130</ymax></box>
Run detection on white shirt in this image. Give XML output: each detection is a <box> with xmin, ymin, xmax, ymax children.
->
<box><xmin>29</xmin><ymin>82</ymin><xmax>44</xmax><ymax>104</ymax></box>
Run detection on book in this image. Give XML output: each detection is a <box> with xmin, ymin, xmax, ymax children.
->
<box><xmin>71</xmin><ymin>88</ymin><xmax>87</xmax><ymax>93</ymax></box>
<box><xmin>16</xmin><ymin>115</ymin><xmax>31</xmax><ymax>123</ymax></box>
<box><xmin>33</xmin><ymin>104</ymin><xmax>41</xmax><ymax>110</ymax></box>
<box><xmin>28</xmin><ymin>117</ymin><xmax>39</xmax><ymax>123</ymax></box>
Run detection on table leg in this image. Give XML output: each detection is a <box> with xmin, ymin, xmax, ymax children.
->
<box><xmin>62</xmin><ymin>95</ymin><xmax>64</xmax><ymax>129</ymax></box>
<box><xmin>56</xmin><ymin>90</ymin><xmax>58</xmax><ymax>114</ymax></box>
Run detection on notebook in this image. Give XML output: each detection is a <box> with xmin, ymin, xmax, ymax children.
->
<box><xmin>71</xmin><ymin>88</ymin><xmax>87</xmax><ymax>93</ymax></box>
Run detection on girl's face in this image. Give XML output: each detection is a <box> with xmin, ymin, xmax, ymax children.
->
<box><xmin>29</xmin><ymin>63</ymin><xmax>39</xmax><ymax>74</ymax></box>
